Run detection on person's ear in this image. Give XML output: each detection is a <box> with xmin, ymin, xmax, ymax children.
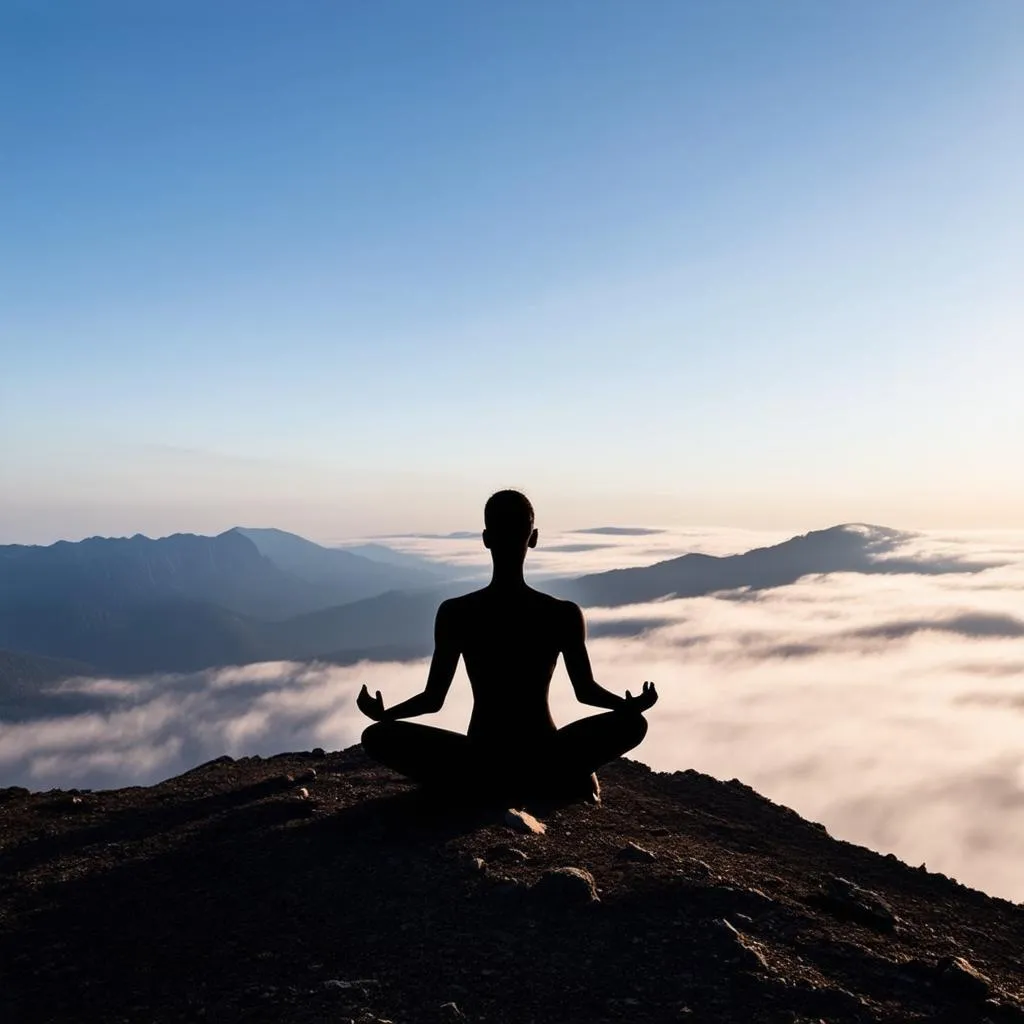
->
<box><xmin>482</xmin><ymin>529</ymin><xmax>491</xmax><ymax>550</ymax></box>
<box><xmin>528</xmin><ymin>528</ymin><xmax>538</xmax><ymax>549</ymax></box>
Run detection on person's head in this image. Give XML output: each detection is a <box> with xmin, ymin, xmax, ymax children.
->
<box><xmin>482</xmin><ymin>489</ymin><xmax>538</xmax><ymax>560</ymax></box>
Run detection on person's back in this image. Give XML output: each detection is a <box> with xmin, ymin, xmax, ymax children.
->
<box><xmin>359</xmin><ymin>490</ymin><xmax>657</xmax><ymax>802</ymax></box>
<box><xmin>448</xmin><ymin>585</ymin><xmax>569</xmax><ymax>750</ymax></box>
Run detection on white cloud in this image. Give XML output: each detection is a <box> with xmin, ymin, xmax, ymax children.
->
<box><xmin>2</xmin><ymin>527</ymin><xmax>1024</xmax><ymax>904</ymax></box>
<box><xmin>362</xmin><ymin>524</ymin><xmax>798</xmax><ymax>577</ymax></box>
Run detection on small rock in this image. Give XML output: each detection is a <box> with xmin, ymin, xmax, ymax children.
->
<box><xmin>937</xmin><ymin>956</ymin><xmax>992</xmax><ymax>1000</ymax></box>
<box><xmin>439</xmin><ymin>1002</ymin><xmax>466</xmax><ymax>1020</ymax></box>
<box><xmin>311</xmin><ymin>747</ymin><xmax>326</xmax><ymax>757</ymax></box>
<box><xmin>297</xmin><ymin>767</ymin><xmax>317</xmax><ymax>783</ymax></box>
<box><xmin>682</xmin><ymin>858</ymin><xmax>715</xmax><ymax>880</ymax></box>
<box><xmin>504</xmin><ymin>809</ymin><xmax>546</xmax><ymax>835</ymax></box>
<box><xmin>471</xmin><ymin>857</ymin><xmax>487</xmax><ymax>872</ymax></box>
<box><xmin>323</xmin><ymin>978</ymin><xmax>380</xmax><ymax>996</ymax></box>
<box><xmin>714</xmin><ymin>919</ymin><xmax>769</xmax><ymax>972</ymax></box>
<box><xmin>815</xmin><ymin>876</ymin><xmax>898</xmax><ymax>933</ymax></box>
<box><xmin>485</xmin><ymin>844</ymin><xmax>529</xmax><ymax>863</ymax></box>
<box><xmin>296</xmin><ymin>788</ymin><xmax>310</xmax><ymax>800</ymax></box>
<box><xmin>617</xmin><ymin>841</ymin><xmax>657</xmax><ymax>863</ymax></box>
<box><xmin>488</xmin><ymin>875</ymin><xmax>526</xmax><ymax>899</ymax></box>
<box><xmin>530</xmin><ymin>867</ymin><xmax>598</xmax><ymax>907</ymax></box>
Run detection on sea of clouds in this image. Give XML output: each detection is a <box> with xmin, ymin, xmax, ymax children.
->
<box><xmin>3</xmin><ymin>525</ymin><xmax>1024</xmax><ymax>902</ymax></box>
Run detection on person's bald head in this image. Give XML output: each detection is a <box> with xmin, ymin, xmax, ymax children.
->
<box><xmin>483</xmin><ymin>490</ymin><xmax>538</xmax><ymax>553</ymax></box>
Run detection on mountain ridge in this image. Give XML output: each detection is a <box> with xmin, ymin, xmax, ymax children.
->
<box><xmin>1</xmin><ymin>745</ymin><xmax>1021</xmax><ymax>1022</ymax></box>
<box><xmin>0</xmin><ymin>524</ymin><xmax>993</xmax><ymax>680</ymax></box>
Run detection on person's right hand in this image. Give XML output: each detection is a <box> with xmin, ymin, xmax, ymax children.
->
<box><xmin>357</xmin><ymin>684</ymin><xmax>388</xmax><ymax>722</ymax></box>
<box><xmin>623</xmin><ymin>680</ymin><xmax>658</xmax><ymax>713</ymax></box>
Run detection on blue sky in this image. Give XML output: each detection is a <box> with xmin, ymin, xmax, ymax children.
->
<box><xmin>2</xmin><ymin>1</ymin><xmax>1022</xmax><ymax>542</ymax></box>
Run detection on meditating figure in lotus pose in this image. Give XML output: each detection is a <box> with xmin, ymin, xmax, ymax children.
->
<box><xmin>358</xmin><ymin>489</ymin><xmax>657</xmax><ymax>802</ymax></box>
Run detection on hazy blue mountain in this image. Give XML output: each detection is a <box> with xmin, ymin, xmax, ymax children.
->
<box><xmin>234</xmin><ymin>528</ymin><xmax>447</xmax><ymax>601</ymax></box>
<box><xmin>0</xmin><ymin>648</ymin><xmax>95</xmax><ymax>694</ymax></box>
<box><xmin>339</xmin><ymin>542</ymin><xmax>468</xmax><ymax>580</ymax></box>
<box><xmin>0</xmin><ymin>528</ymin><xmax>467</xmax><ymax>673</ymax></box>
<box><xmin>274</xmin><ymin>583</ymin><xmax>471</xmax><ymax>663</ymax></box>
<box><xmin>0</xmin><ymin>598</ymin><xmax>266</xmax><ymax>675</ymax></box>
<box><xmin>0</xmin><ymin>523</ymin><xmax>993</xmax><ymax>684</ymax></box>
<box><xmin>0</xmin><ymin>648</ymin><xmax>103</xmax><ymax>720</ymax></box>
<box><xmin>0</xmin><ymin>530</ymin><xmax>317</xmax><ymax>620</ymax></box>
<box><xmin>550</xmin><ymin>524</ymin><xmax>987</xmax><ymax>607</ymax></box>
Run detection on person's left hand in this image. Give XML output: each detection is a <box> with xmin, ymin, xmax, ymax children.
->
<box><xmin>357</xmin><ymin>684</ymin><xmax>387</xmax><ymax>722</ymax></box>
<box><xmin>623</xmin><ymin>680</ymin><xmax>658</xmax><ymax>713</ymax></box>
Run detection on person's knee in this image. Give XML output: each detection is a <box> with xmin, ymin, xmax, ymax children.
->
<box><xmin>618</xmin><ymin>707</ymin><xmax>649</xmax><ymax>748</ymax></box>
<box><xmin>361</xmin><ymin>721</ymin><xmax>393</xmax><ymax>758</ymax></box>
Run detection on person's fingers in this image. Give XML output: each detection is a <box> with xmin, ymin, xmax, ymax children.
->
<box><xmin>376</xmin><ymin>690</ymin><xmax>383</xmax><ymax>703</ymax></box>
<box><xmin>625</xmin><ymin>690</ymin><xmax>632</xmax><ymax>700</ymax></box>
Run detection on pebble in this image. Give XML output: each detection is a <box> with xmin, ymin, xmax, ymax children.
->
<box><xmin>530</xmin><ymin>867</ymin><xmax>599</xmax><ymax>907</ymax></box>
<box><xmin>485</xmin><ymin>844</ymin><xmax>529</xmax><ymax>863</ymax></box>
<box><xmin>683</xmin><ymin>858</ymin><xmax>715</xmax><ymax>880</ymax></box>
<box><xmin>617</xmin><ymin>841</ymin><xmax>657</xmax><ymax>863</ymax></box>
<box><xmin>937</xmin><ymin>956</ymin><xmax>992</xmax><ymax>999</ymax></box>
<box><xmin>504</xmin><ymin>809</ymin><xmax>546</xmax><ymax>835</ymax></box>
<box><xmin>323</xmin><ymin>978</ymin><xmax>380</xmax><ymax>994</ymax></box>
<box><xmin>817</xmin><ymin>876</ymin><xmax>898</xmax><ymax>933</ymax></box>
<box><xmin>715</xmin><ymin>919</ymin><xmax>769</xmax><ymax>972</ymax></box>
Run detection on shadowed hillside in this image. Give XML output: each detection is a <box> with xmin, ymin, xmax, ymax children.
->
<box><xmin>1</xmin><ymin>747</ymin><xmax>1022</xmax><ymax>1023</ymax></box>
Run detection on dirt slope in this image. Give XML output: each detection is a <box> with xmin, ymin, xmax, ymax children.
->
<box><xmin>1</xmin><ymin>747</ymin><xmax>1022</xmax><ymax>1023</ymax></box>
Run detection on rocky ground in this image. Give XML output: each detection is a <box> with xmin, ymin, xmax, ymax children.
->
<box><xmin>1</xmin><ymin>747</ymin><xmax>1022</xmax><ymax>1023</ymax></box>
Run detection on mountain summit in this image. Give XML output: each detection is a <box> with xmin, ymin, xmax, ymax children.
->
<box><xmin>1</xmin><ymin>746</ymin><xmax>1021</xmax><ymax>1022</ymax></box>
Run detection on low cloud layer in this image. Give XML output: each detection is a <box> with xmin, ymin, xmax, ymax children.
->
<box><xmin>367</xmin><ymin>524</ymin><xmax>797</xmax><ymax>577</ymax></box>
<box><xmin>3</xmin><ymin>527</ymin><xmax>1024</xmax><ymax>903</ymax></box>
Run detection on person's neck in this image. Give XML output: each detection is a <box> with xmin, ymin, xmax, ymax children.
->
<box><xmin>488</xmin><ymin>560</ymin><xmax>527</xmax><ymax>589</ymax></box>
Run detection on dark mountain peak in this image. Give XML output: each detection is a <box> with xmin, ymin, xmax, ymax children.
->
<box><xmin>0</xmin><ymin>526</ymin><xmax>462</xmax><ymax>672</ymax></box>
<box><xmin>2</xmin><ymin>747</ymin><xmax>1021</xmax><ymax>1022</ymax></box>
<box><xmin>555</xmin><ymin>523</ymin><xmax>988</xmax><ymax>608</ymax></box>
<box><xmin>784</xmin><ymin>522</ymin><xmax>908</xmax><ymax>548</ymax></box>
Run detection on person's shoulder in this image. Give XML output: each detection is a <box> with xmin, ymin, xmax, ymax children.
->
<box><xmin>437</xmin><ymin>588</ymin><xmax>487</xmax><ymax>617</ymax></box>
<box><xmin>531</xmin><ymin>588</ymin><xmax>583</xmax><ymax>623</ymax></box>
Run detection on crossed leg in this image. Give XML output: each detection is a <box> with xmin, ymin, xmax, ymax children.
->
<box><xmin>362</xmin><ymin>707</ymin><xmax>647</xmax><ymax>799</ymax></box>
<box><xmin>361</xmin><ymin>721</ymin><xmax>471</xmax><ymax>788</ymax></box>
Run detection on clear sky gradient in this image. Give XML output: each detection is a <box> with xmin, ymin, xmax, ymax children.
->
<box><xmin>2</xmin><ymin>1</ymin><xmax>1022</xmax><ymax>543</ymax></box>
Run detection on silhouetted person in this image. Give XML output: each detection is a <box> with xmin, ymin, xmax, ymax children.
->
<box><xmin>359</xmin><ymin>490</ymin><xmax>657</xmax><ymax>802</ymax></box>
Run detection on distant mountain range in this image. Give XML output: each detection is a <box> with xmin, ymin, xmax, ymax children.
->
<box><xmin>0</xmin><ymin>524</ymin><xmax>990</xmax><ymax>690</ymax></box>
<box><xmin>0</xmin><ymin>528</ymin><xmax>460</xmax><ymax>681</ymax></box>
<box><xmin>549</xmin><ymin>523</ymin><xmax>986</xmax><ymax>607</ymax></box>
<box><xmin>0</xmin><ymin>528</ymin><xmax>443</xmax><ymax>621</ymax></box>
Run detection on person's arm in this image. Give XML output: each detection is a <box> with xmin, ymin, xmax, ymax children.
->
<box><xmin>560</xmin><ymin>601</ymin><xmax>657</xmax><ymax>712</ymax></box>
<box><xmin>357</xmin><ymin>601</ymin><xmax>460</xmax><ymax>722</ymax></box>
<box><xmin>561</xmin><ymin>598</ymin><xmax>655</xmax><ymax>712</ymax></box>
